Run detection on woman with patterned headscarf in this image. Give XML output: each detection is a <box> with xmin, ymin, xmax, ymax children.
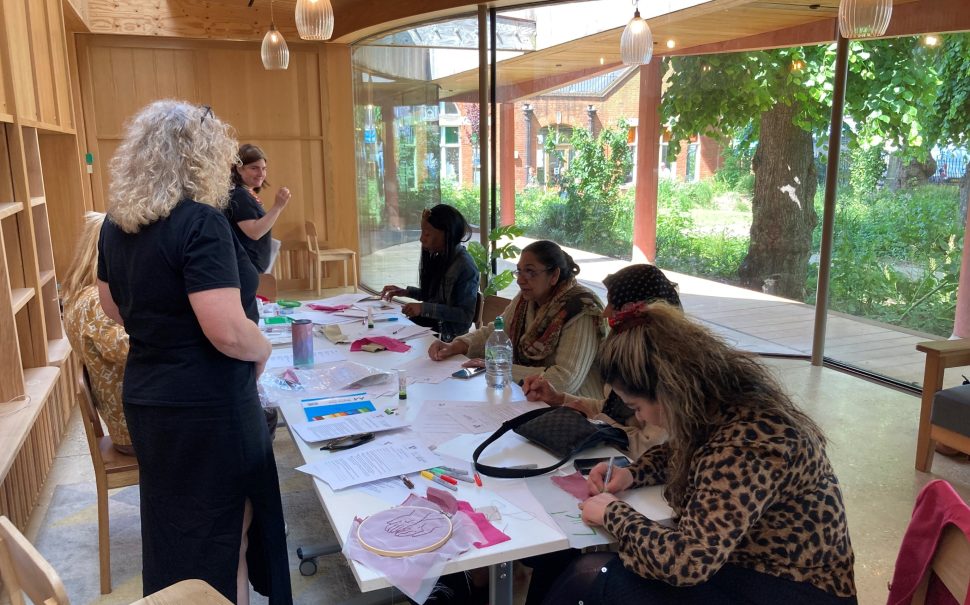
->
<box><xmin>522</xmin><ymin>263</ymin><xmax>681</xmax><ymax>457</ymax></box>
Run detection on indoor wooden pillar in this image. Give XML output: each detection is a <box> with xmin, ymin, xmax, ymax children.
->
<box><xmin>632</xmin><ymin>61</ymin><xmax>661</xmax><ymax>264</ymax></box>
<box><xmin>499</xmin><ymin>102</ymin><xmax>515</xmax><ymax>227</ymax></box>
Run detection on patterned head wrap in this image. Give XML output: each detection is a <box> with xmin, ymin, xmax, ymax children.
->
<box><xmin>603</xmin><ymin>264</ymin><xmax>681</xmax><ymax>311</ymax></box>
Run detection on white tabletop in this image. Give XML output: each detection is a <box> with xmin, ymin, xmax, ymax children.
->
<box><xmin>274</xmin><ymin>329</ymin><xmax>573</xmax><ymax>593</ymax></box>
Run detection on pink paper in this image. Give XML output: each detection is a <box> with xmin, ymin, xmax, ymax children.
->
<box><xmin>307</xmin><ymin>303</ymin><xmax>352</xmax><ymax>311</ymax></box>
<box><xmin>552</xmin><ymin>471</ymin><xmax>591</xmax><ymax>500</ymax></box>
<box><xmin>350</xmin><ymin>336</ymin><xmax>411</xmax><ymax>353</ymax></box>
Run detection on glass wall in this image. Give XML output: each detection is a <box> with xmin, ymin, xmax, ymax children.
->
<box><xmin>352</xmin><ymin>17</ymin><xmax>483</xmax><ymax>289</ymax></box>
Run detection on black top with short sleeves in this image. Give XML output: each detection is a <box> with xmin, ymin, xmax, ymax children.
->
<box><xmin>225</xmin><ymin>185</ymin><xmax>271</xmax><ymax>272</ymax></box>
<box><xmin>98</xmin><ymin>199</ymin><xmax>259</xmax><ymax>407</ymax></box>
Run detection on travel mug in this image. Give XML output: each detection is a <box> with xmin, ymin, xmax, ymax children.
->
<box><xmin>292</xmin><ymin>319</ymin><xmax>314</xmax><ymax>368</ymax></box>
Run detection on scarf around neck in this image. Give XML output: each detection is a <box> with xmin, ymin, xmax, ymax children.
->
<box><xmin>505</xmin><ymin>277</ymin><xmax>605</xmax><ymax>366</ymax></box>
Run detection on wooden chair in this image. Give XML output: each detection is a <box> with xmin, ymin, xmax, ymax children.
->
<box><xmin>473</xmin><ymin>291</ymin><xmax>484</xmax><ymax>329</ymax></box>
<box><xmin>480</xmin><ymin>294</ymin><xmax>511</xmax><ymax>327</ymax></box>
<box><xmin>305</xmin><ymin>221</ymin><xmax>357</xmax><ymax>296</ymax></box>
<box><xmin>914</xmin><ymin>339</ymin><xmax>970</xmax><ymax>472</ymax></box>
<box><xmin>256</xmin><ymin>273</ymin><xmax>278</xmax><ymax>301</ymax></box>
<box><xmin>77</xmin><ymin>371</ymin><xmax>139</xmax><ymax>594</ymax></box>
<box><xmin>0</xmin><ymin>515</ymin><xmax>69</xmax><ymax>605</ymax></box>
<box><xmin>128</xmin><ymin>579</ymin><xmax>232</xmax><ymax>604</ymax></box>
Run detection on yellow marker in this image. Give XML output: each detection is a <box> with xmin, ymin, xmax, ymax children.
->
<box><xmin>420</xmin><ymin>470</ymin><xmax>457</xmax><ymax>491</ymax></box>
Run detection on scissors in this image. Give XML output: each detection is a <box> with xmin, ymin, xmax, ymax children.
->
<box><xmin>319</xmin><ymin>432</ymin><xmax>375</xmax><ymax>451</ymax></box>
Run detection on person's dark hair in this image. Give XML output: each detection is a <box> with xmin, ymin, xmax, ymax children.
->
<box><xmin>418</xmin><ymin>204</ymin><xmax>472</xmax><ymax>297</ymax></box>
<box><xmin>231</xmin><ymin>143</ymin><xmax>269</xmax><ymax>193</ymax></box>
<box><xmin>521</xmin><ymin>240</ymin><xmax>580</xmax><ymax>284</ymax></box>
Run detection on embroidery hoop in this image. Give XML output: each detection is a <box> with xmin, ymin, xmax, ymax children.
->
<box><xmin>357</xmin><ymin>506</ymin><xmax>453</xmax><ymax>557</ymax></box>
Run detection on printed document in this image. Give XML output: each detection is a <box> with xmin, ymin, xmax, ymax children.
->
<box><xmin>297</xmin><ymin>436</ymin><xmax>442</xmax><ymax>490</ymax></box>
<box><xmin>290</xmin><ymin>411</ymin><xmax>409</xmax><ymax>443</ymax></box>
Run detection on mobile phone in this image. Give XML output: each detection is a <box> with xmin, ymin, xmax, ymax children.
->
<box><xmin>573</xmin><ymin>455</ymin><xmax>631</xmax><ymax>476</ymax></box>
<box><xmin>452</xmin><ymin>367</ymin><xmax>486</xmax><ymax>379</ymax></box>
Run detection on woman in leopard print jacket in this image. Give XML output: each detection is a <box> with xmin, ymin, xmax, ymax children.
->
<box><xmin>534</xmin><ymin>303</ymin><xmax>857</xmax><ymax>605</ymax></box>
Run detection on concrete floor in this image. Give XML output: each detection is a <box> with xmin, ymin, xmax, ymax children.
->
<box><xmin>18</xmin><ymin>353</ymin><xmax>970</xmax><ymax>605</ymax></box>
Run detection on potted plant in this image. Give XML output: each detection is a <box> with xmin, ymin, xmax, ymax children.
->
<box><xmin>467</xmin><ymin>224</ymin><xmax>524</xmax><ymax>296</ymax></box>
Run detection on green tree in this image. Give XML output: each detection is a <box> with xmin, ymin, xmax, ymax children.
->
<box><xmin>662</xmin><ymin>38</ymin><xmax>940</xmax><ymax>299</ymax></box>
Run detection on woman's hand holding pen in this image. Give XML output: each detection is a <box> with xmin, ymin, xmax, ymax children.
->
<box><xmin>428</xmin><ymin>339</ymin><xmax>469</xmax><ymax>361</ymax></box>
<box><xmin>381</xmin><ymin>285</ymin><xmax>406</xmax><ymax>301</ymax></box>
<box><xmin>521</xmin><ymin>375</ymin><xmax>565</xmax><ymax>405</ymax></box>
<box><xmin>587</xmin><ymin>462</ymin><xmax>633</xmax><ymax>496</ymax></box>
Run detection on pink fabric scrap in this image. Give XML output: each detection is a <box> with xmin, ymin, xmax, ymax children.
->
<box><xmin>552</xmin><ymin>471</ymin><xmax>591</xmax><ymax>501</ymax></box>
<box><xmin>307</xmin><ymin>303</ymin><xmax>352</xmax><ymax>311</ymax></box>
<box><xmin>456</xmin><ymin>501</ymin><xmax>511</xmax><ymax>549</ymax></box>
<box><xmin>350</xmin><ymin>336</ymin><xmax>411</xmax><ymax>353</ymax></box>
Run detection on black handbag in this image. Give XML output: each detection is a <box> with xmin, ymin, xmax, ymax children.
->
<box><xmin>473</xmin><ymin>406</ymin><xmax>629</xmax><ymax>478</ymax></box>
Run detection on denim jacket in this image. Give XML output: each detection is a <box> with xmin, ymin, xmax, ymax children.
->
<box><xmin>406</xmin><ymin>246</ymin><xmax>479</xmax><ymax>340</ymax></box>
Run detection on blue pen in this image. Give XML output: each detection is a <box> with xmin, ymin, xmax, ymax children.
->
<box><xmin>373</xmin><ymin>317</ymin><xmax>399</xmax><ymax>322</ymax></box>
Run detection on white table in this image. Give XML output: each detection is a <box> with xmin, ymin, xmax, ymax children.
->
<box><xmin>274</xmin><ymin>328</ymin><xmax>577</xmax><ymax>605</ymax></box>
<box><xmin>273</xmin><ymin>320</ymin><xmax>668</xmax><ymax>604</ymax></box>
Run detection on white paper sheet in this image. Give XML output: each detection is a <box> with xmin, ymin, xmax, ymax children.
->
<box><xmin>289</xmin><ymin>310</ymin><xmax>362</xmax><ymax>326</ymax></box>
<box><xmin>306</xmin><ymin>293</ymin><xmax>377</xmax><ymax>307</ymax></box>
<box><xmin>398</xmin><ymin>356</ymin><xmax>468</xmax><ymax>384</ymax></box>
<box><xmin>297</xmin><ymin>436</ymin><xmax>443</xmax><ymax>490</ymax></box>
<box><xmin>525</xmin><ymin>473</ymin><xmax>611</xmax><ymax>549</ymax></box>
<box><xmin>418</xmin><ymin>400</ymin><xmax>530</xmax><ymax>434</ymax></box>
<box><xmin>290</xmin><ymin>411</ymin><xmax>410</xmax><ymax>443</ymax></box>
<box><xmin>266</xmin><ymin>347</ymin><xmax>347</xmax><ymax>369</ymax></box>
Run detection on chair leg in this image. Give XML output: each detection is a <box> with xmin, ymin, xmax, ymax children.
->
<box><xmin>342</xmin><ymin>259</ymin><xmax>348</xmax><ymax>290</ymax></box>
<box><xmin>351</xmin><ymin>253</ymin><xmax>358</xmax><ymax>293</ymax></box>
<box><xmin>98</xmin><ymin>483</ymin><xmax>111</xmax><ymax>593</ymax></box>
<box><xmin>316</xmin><ymin>261</ymin><xmax>322</xmax><ymax>297</ymax></box>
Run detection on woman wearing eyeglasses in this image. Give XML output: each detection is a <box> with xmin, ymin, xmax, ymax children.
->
<box><xmin>225</xmin><ymin>143</ymin><xmax>290</xmax><ymax>274</ymax></box>
<box><xmin>428</xmin><ymin>239</ymin><xmax>606</xmax><ymax>398</ymax></box>
<box><xmin>381</xmin><ymin>204</ymin><xmax>479</xmax><ymax>341</ymax></box>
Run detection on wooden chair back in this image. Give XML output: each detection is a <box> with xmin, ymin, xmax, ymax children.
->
<box><xmin>256</xmin><ymin>273</ymin><xmax>278</xmax><ymax>301</ymax></box>
<box><xmin>912</xmin><ymin>523</ymin><xmax>970</xmax><ymax>603</ymax></box>
<box><xmin>77</xmin><ymin>370</ymin><xmax>138</xmax><ymax>593</ymax></box>
<box><xmin>474</xmin><ymin>291</ymin><xmax>484</xmax><ymax>329</ymax></box>
<box><xmin>305</xmin><ymin>220</ymin><xmax>322</xmax><ymax>254</ymax></box>
<box><xmin>481</xmin><ymin>295</ymin><xmax>512</xmax><ymax>327</ymax></box>
<box><xmin>0</xmin><ymin>515</ymin><xmax>70</xmax><ymax>605</ymax></box>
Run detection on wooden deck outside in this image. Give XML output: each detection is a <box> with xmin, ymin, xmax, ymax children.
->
<box><xmin>319</xmin><ymin>236</ymin><xmax>962</xmax><ymax>391</ymax></box>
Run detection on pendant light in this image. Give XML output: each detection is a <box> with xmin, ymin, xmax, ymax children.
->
<box><xmin>261</xmin><ymin>0</ymin><xmax>289</xmax><ymax>70</ymax></box>
<box><xmin>620</xmin><ymin>1</ymin><xmax>653</xmax><ymax>65</ymax></box>
<box><xmin>296</xmin><ymin>0</ymin><xmax>334</xmax><ymax>41</ymax></box>
<box><xmin>838</xmin><ymin>0</ymin><xmax>892</xmax><ymax>39</ymax></box>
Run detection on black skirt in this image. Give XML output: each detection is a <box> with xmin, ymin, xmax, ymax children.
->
<box><xmin>125</xmin><ymin>396</ymin><xmax>292</xmax><ymax>604</ymax></box>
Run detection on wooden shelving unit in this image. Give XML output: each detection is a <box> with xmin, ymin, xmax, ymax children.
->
<box><xmin>0</xmin><ymin>0</ymin><xmax>83</xmax><ymax>531</ymax></box>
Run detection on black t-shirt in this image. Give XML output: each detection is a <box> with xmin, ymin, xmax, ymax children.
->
<box><xmin>225</xmin><ymin>186</ymin><xmax>271</xmax><ymax>273</ymax></box>
<box><xmin>97</xmin><ymin>200</ymin><xmax>260</xmax><ymax>407</ymax></box>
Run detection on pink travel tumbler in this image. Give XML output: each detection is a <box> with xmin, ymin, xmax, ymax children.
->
<box><xmin>291</xmin><ymin>319</ymin><xmax>314</xmax><ymax>368</ymax></box>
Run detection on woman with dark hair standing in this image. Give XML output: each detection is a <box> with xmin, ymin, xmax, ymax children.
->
<box><xmin>381</xmin><ymin>204</ymin><xmax>479</xmax><ymax>341</ymax></box>
<box><xmin>226</xmin><ymin>143</ymin><xmax>290</xmax><ymax>273</ymax></box>
<box><xmin>530</xmin><ymin>304</ymin><xmax>857</xmax><ymax>605</ymax></box>
<box><xmin>429</xmin><ymin>239</ymin><xmax>606</xmax><ymax>398</ymax></box>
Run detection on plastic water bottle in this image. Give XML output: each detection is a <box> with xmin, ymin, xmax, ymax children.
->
<box><xmin>485</xmin><ymin>316</ymin><xmax>513</xmax><ymax>389</ymax></box>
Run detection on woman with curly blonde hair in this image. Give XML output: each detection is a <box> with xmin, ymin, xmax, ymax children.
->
<box><xmin>530</xmin><ymin>304</ymin><xmax>857</xmax><ymax>605</ymax></box>
<box><xmin>97</xmin><ymin>100</ymin><xmax>291</xmax><ymax>604</ymax></box>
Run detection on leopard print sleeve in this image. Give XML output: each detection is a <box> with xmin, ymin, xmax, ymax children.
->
<box><xmin>627</xmin><ymin>443</ymin><xmax>670</xmax><ymax>488</ymax></box>
<box><xmin>603</xmin><ymin>440</ymin><xmax>791</xmax><ymax>586</ymax></box>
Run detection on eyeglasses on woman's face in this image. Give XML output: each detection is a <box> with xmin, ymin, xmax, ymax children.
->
<box><xmin>513</xmin><ymin>267</ymin><xmax>552</xmax><ymax>280</ymax></box>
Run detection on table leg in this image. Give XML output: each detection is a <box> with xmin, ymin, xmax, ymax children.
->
<box><xmin>489</xmin><ymin>561</ymin><xmax>514</xmax><ymax>605</ymax></box>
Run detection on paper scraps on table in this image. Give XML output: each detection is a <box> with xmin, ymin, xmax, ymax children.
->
<box><xmin>351</xmin><ymin>336</ymin><xmax>411</xmax><ymax>353</ymax></box>
<box><xmin>307</xmin><ymin>303</ymin><xmax>352</xmax><ymax>312</ymax></box>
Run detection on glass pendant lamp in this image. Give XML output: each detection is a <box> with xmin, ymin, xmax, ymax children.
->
<box><xmin>620</xmin><ymin>1</ymin><xmax>653</xmax><ymax>65</ymax></box>
<box><xmin>261</xmin><ymin>0</ymin><xmax>289</xmax><ymax>70</ymax></box>
<box><xmin>296</xmin><ymin>0</ymin><xmax>334</xmax><ymax>40</ymax></box>
<box><xmin>839</xmin><ymin>0</ymin><xmax>892</xmax><ymax>39</ymax></box>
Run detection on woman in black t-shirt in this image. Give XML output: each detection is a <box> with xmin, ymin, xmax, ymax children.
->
<box><xmin>97</xmin><ymin>101</ymin><xmax>291</xmax><ymax>605</ymax></box>
<box><xmin>225</xmin><ymin>143</ymin><xmax>291</xmax><ymax>273</ymax></box>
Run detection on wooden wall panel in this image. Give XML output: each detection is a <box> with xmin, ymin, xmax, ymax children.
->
<box><xmin>76</xmin><ymin>35</ymin><xmax>360</xmax><ymax>284</ymax></box>
<box><xmin>39</xmin><ymin>133</ymin><xmax>84</xmax><ymax>276</ymax></box>
<box><xmin>26</xmin><ymin>0</ymin><xmax>57</xmax><ymax>125</ymax></box>
<box><xmin>46</xmin><ymin>0</ymin><xmax>73</xmax><ymax>129</ymax></box>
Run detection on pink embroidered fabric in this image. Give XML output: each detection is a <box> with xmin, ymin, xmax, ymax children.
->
<box><xmin>552</xmin><ymin>471</ymin><xmax>591</xmax><ymax>500</ymax></box>
<box><xmin>351</xmin><ymin>336</ymin><xmax>411</xmax><ymax>353</ymax></box>
<box><xmin>307</xmin><ymin>303</ymin><xmax>352</xmax><ymax>311</ymax></box>
<box><xmin>344</xmin><ymin>490</ymin><xmax>509</xmax><ymax>603</ymax></box>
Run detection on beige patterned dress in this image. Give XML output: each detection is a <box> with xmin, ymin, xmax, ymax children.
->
<box><xmin>64</xmin><ymin>284</ymin><xmax>131</xmax><ymax>450</ymax></box>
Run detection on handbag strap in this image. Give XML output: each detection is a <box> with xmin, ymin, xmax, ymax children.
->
<box><xmin>472</xmin><ymin>407</ymin><xmax>604</xmax><ymax>478</ymax></box>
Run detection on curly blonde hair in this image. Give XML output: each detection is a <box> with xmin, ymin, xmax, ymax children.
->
<box><xmin>61</xmin><ymin>212</ymin><xmax>105</xmax><ymax>302</ymax></box>
<box><xmin>107</xmin><ymin>100</ymin><xmax>238</xmax><ymax>233</ymax></box>
<box><xmin>599</xmin><ymin>304</ymin><xmax>826</xmax><ymax>514</ymax></box>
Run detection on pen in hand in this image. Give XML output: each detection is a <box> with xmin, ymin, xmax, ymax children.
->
<box><xmin>602</xmin><ymin>455</ymin><xmax>615</xmax><ymax>493</ymax></box>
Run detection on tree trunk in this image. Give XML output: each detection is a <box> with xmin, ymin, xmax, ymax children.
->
<box><xmin>738</xmin><ymin>102</ymin><xmax>818</xmax><ymax>300</ymax></box>
<box><xmin>960</xmin><ymin>168</ymin><xmax>970</xmax><ymax>226</ymax></box>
